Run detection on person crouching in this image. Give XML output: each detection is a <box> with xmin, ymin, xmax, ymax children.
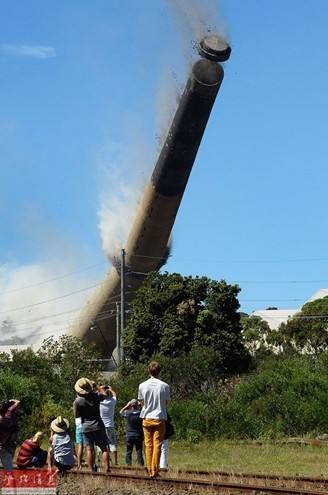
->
<box><xmin>48</xmin><ymin>417</ymin><xmax>75</xmax><ymax>473</ymax></box>
<box><xmin>16</xmin><ymin>431</ymin><xmax>47</xmax><ymax>468</ymax></box>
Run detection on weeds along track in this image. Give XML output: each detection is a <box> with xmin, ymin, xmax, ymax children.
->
<box><xmin>66</xmin><ymin>469</ymin><xmax>328</xmax><ymax>495</ymax></box>
<box><xmin>109</xmin><ymin>465</ymin><xmax>328</xmax><ymax>485</ymax></box>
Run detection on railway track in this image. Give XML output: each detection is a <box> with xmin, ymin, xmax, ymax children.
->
<box><xmin>109</xmin><ymin>465</ymin><xmax>328</xmax><ymax>484</ymax></box>
<box><xmin>66</xmin><ymin>468</ymin><xmax>328</xmax><ymax>494</ymax></box>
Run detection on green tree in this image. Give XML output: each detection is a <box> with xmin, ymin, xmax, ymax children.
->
<box><xmin>194</xmin><ymin>280</ymin><xmax>250</xmax><ymax>373</ymax></box>
<box><xmin>123</xmin><ymin>272</ymin><xmax>250</xmax><ymax>374</ymax></box>
<box><xmin>37</xmin><ymin>335</ymin><xmax>103</xmax><ymax>403</ymax></box>
<box><xmin>242</xmin><ymin>315</ymin><xmax>272</xmax><ymax>357</ymax></box>
<box><xmin>123</xmin><ymin>272</ymin><xmax>208</xmax><ymax>361</ymax></box>
<box><xmin>0</xmin><ymin>336</ymin><xmax>103</xmax><ymax>439</ymax></box>
<box><xmin>0</xmin><ymin>369</ymin><xmax>41</xmax><ymax>439</ymax></box>
<box><xmin>273</xmin><ymin>296</ymin><xmax>328</xmax><ymax>355</ymax></box>
<box><xmin>9</xmin><ymin>348</ymin><xmax>56</xmax><ymax>397</ymax></box>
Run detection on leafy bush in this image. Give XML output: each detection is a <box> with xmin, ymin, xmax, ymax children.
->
<box><xmin>114</xmin><ymin>354</ymin><xmax>328</xmax><ymax>441</ymax></box>
<box><xmin>0</xmin><ymin>336</ymin><xmax>102</xmax><ymax>440</ymax></box>
<box><xmin>29</xmin><ymin>399</ymin><xmax>74</xmax><ymax>439</ymax></box>
<box><xmin>3</xmin><ymin>338</ymin><xmax>328</xmax><ymax>443</ymax></box>
<box><xmin>219</xmin><ymin>356</ymin><xmax>328</xmax><ymax>439</ymax></box>
<box><xmin>0</xmin><ymin>370</ymin><xmax>41</xmax><ymax>440</ymax></box>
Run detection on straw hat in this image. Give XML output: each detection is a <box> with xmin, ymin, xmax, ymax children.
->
<box><xmin>32</xmin><ymin>431</ymin><xmax>44</xmax><ymax>443</ymax></box>
<box><xmin>74</xmin><ymin>377</ymin><xmax>93</xmax><ymax>395</ymax></box>
<box><xmin>51</xmin><ymin>416</ymin><xmax>69</xmax><ymax>433</ymax></box>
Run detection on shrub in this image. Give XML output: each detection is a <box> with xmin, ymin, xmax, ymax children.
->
<box><xmin>0</xmin><ymin>370</ymin><xmax>41</xmax><ymax>440</ymax></box>
<box><xmin>220</xmin><ymin>356</ymin><xmax>328</xmax><ymax>438</ymax></box>
<box><xmin>29</xmin><ymin>399</ymin><xmax>74</xmax><ymax>439</ymax></box>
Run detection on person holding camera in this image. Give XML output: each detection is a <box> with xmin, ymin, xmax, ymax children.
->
<box><xmin>120</xmin><ymin>399</ymin><xmax>144</xmax><ymax>466</ymax></box>
<box><xmin>73</xmin><ymin>378</ymin><xmax>110</xmax><ymax>473</ymax></box>
<box><xmin>99</xmin><ymin>385</ymin><xmax>118</xmax><ymax>465</ymax></box>
<box><xmin>0</xmin><ymin>399</ymin><xmax>20</xmax><ymax>470</ymax></box>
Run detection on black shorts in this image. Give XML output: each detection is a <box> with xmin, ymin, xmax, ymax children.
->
<box><xmin>54</xmin><ymin>459</ymin><xmax>74</xmax><ymax>472</ymax></box>
<box><xmin>84</xmin><ymin>429</ymin><xmax>109</xmax><ymax>452</ymax></box>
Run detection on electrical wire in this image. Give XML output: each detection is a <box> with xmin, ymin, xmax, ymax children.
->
<box><xmin>251</xmin><ymin>314</ymin><xmax>328</xmax><ymax>320</ymax></box>
<box><xmin>129</xmin><ymin>252</ymin><xmax>328</xmax><ymax>264</ymax></box>
<box><xmin>0</xmin><ymin>311</ymin><xmax>119</xmax><ymax>345</ymax></box>
<box><xmin>2</xmin><ymin>292</ymin><xmax>134</xmax><ymax>328</ymax></box>
<box><xmin>0</xmin><ymin>262</ymin><xmax>106</xmax><ymax>295</ymax></box>
<box><xmin>0</xmin><ymin>282</ymin><xmax>102</xmax><ymax>315</ymax></box>
<box><xmin>240</xmin><ymin>297</ymin><xmax>305</xmax><ymax>301</ymax></box>
<box><xmin>231</xmin><ymin>279</ymin><xmax>328</xmax><ymax>285</ymax></box>
<box><xmin>1</xmin><ymin>250</ymin><xmax>328</xmax><ymax>303</ymax></box>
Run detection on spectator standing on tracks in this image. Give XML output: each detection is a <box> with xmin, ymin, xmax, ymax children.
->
<box><xmin>73</xmin><ymin>410</ymin><xmax>84</xmax><ymax>469</ymax></box>
<box><xmin>99</xmin><ymin>385</ymin><xmax>118</xmax><ymax>465</ymax></box>
<box><xmin>138</xmin><ymin>361</ymin><xmax>170</xmax><ymax>478</ymax></box>
<box><xmin>0</xmin><ymin>399</ymin><xmax>20</xmax><ymax>470</ymax></box>
<box><xmin>17</xmin><ymin>431</ymin><xmax>47</xmax><ymax>468</ymax></box>
<box><xmin>159</xmin><ymin>413</ymin><xmax>174</xmax><ymax>469</ymax></box>
<box><xmin>120</xmin><ymin>399</ymin><xmax>144</xmax><ymax>466</ymax></box>
<box><xmin>73</xmin><ymin>378</ymin><xmax>110</xmax><ymax>472</ymax></box>
<box><xmin>48</xmin><ymin>417</ymin><xmax>75</xmax><ymax>473</ymax></box>
<box><xmin>73</xmin><ymin>392</ymin><xmax>88</xmax><ymax>470</ymax></box>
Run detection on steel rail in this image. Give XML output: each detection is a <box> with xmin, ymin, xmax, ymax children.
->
<box><xmin>104</xmin><ymin>465</ymin><xmax>328</xmax><ymax>485</ymax></box>
<box><xmin>66</xmin><ymin>470</ymin><xmax>328</xmax><ymax>495</ymax></box>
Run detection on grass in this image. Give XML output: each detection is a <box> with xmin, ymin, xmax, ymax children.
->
<box><xmin>114</xmin><ymin>439</ymin><xmax>328</xmax><ymax>477</ymax></box>
<box><xmin>165</xmin><ymin>440</ymin><xmax>328</xmax><ymax>477</ymax></box>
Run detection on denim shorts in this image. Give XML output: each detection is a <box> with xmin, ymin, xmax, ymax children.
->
<box><xmin>76</xmin><ymin>425</ymin><xmax>89</xmax><ymax>445</ymax></box>
<box><xmin>0</xmin><ymin>449</ymin><xmax>13</xmax><ymax>470</ymax></box>
<box><xmin>105</xmin><ymin>427</ymin><xmax>117</xmax><ymax>452</ymax></box>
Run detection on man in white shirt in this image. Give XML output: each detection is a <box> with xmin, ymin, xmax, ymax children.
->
<box><xmin>138</xmin><ymin>361</ymin><xmax>170</xmax><ymax>478</ymax></box>
<box><xmin>99</xmin><ymin>385</ymin><xmax>118</xmax><ymax>465</ymax></box>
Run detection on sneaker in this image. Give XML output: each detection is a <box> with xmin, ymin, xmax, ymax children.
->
<box><xmin>92</xmin><ymin>464</ymin><xmax>98</xmax><ymax>473</ymax></box>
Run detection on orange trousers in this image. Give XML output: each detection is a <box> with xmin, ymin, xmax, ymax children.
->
<box><xmin>142</xmin><ymin>418</ymin><xmax>165</xmax><ymax>477</ymax></box>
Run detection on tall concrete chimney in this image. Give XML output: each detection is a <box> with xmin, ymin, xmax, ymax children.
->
<box><xmin>70</xmin><ymin>35</ymin><xmax>231</xmax><ymax>359</ymax></box>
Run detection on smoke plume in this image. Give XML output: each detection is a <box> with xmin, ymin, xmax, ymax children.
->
<box><xmin>0</xmin><ymin>260</ymin><xmax>103</xmax><ymax>346</ymax></box>
<box><xmin>97</xmin><ymin>140</ymin><xmax>151</xmax><ymax>260</ymax></box>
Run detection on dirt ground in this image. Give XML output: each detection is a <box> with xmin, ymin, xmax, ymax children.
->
<box><xmin>57</xmin><ymin>476</ymin><xmax>215</xmax><ymax>495</ymax></box>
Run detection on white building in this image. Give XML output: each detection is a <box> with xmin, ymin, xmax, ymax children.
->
<box><xmin>251</xmin><ymin>288</ymin><xmax>328</xmax><ymax>330</ymax></box>
<box><xmin>252</xmin><ymin>309</ymin><xmax>298</xmax><ymax>330</ymax></box>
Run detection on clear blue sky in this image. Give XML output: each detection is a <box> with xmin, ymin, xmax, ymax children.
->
<box><xmin>1</xmin><ymin>0</ymin><xmax>328</xmax><ymax>334</ymax></box>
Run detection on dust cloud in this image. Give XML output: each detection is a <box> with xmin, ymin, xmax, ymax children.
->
<box><xmin>0</xmin><ymin>259</ymin><xmax>104</xmax><ymax>346</ymax></box>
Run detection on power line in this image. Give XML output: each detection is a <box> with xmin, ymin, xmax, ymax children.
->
<box><xmin>248</xmin><ymin>314</ymin><xmax>328</xmax><ymax>321</ymax></box>
<box><xmin>130</xmin><ymin>252</ymin><xmax>328</xmax><ymax>264</ymax></box>
<box><xmin>2</xmin><ymin>252</ymin><xmax>328</xmax><ymax>304</ymax></box>
<box><xmin>0</xmin><ymin>312</ymin><xmax>119</xmax><ymax>344</ymax></box>
<box><xmin>240</xmin><ymin>298</ymin><xmax>304</xmax><ymax>302</ymax></box>
<box><xmin>231</xmin><ymin>279</ymin><xmax>328</xmax><ymax>285</ymax></box>
<box><xmin>0</xmin><ymin>282</ymin><xmax>102</xmax><ymax>315</ymax></box>
<box><xmin>5</xmin><ymin>307</ymin><xmax>84</xmax><ymax>328</ymax></box>
<box><xmin>2</xmin><ymin>292</ymin><xmax>134</xmax><ymax>328</ymax></box>
<box><xmin>0</xmin><ymin>262</ymin><xmax>105</xmax><ymax>296</ymax></box>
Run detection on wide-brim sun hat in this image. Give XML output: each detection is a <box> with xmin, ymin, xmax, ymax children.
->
<box><xmin>32</xmin><ymin>431</ymin><xmax>44</xmax><ymax>443</ymax></box>
<box><xmin>51</xmin><ymin>416</ymin><xmax>69</xmax><ymax>433</ymax></box>
<box><xmin>74</xmin><ymin>377</ymin><xmax>93</xmax><ymax>395</ymax></box>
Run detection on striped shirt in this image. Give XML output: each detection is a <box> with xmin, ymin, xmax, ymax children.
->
<box><xmin>17</xmin><ymin>439</ymin><xmax>40</xmax><ymax>468</ymax></box>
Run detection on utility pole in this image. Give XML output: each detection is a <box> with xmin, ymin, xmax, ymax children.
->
<box><xmin>120</xmin><ymin>248</ymin><xmax>126</xmax><ymax>363</ymax></box>
<box><xmin>116</xmin><ymin>302</ymin><xmax>120</xmax><ymax>365</ymax></box>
